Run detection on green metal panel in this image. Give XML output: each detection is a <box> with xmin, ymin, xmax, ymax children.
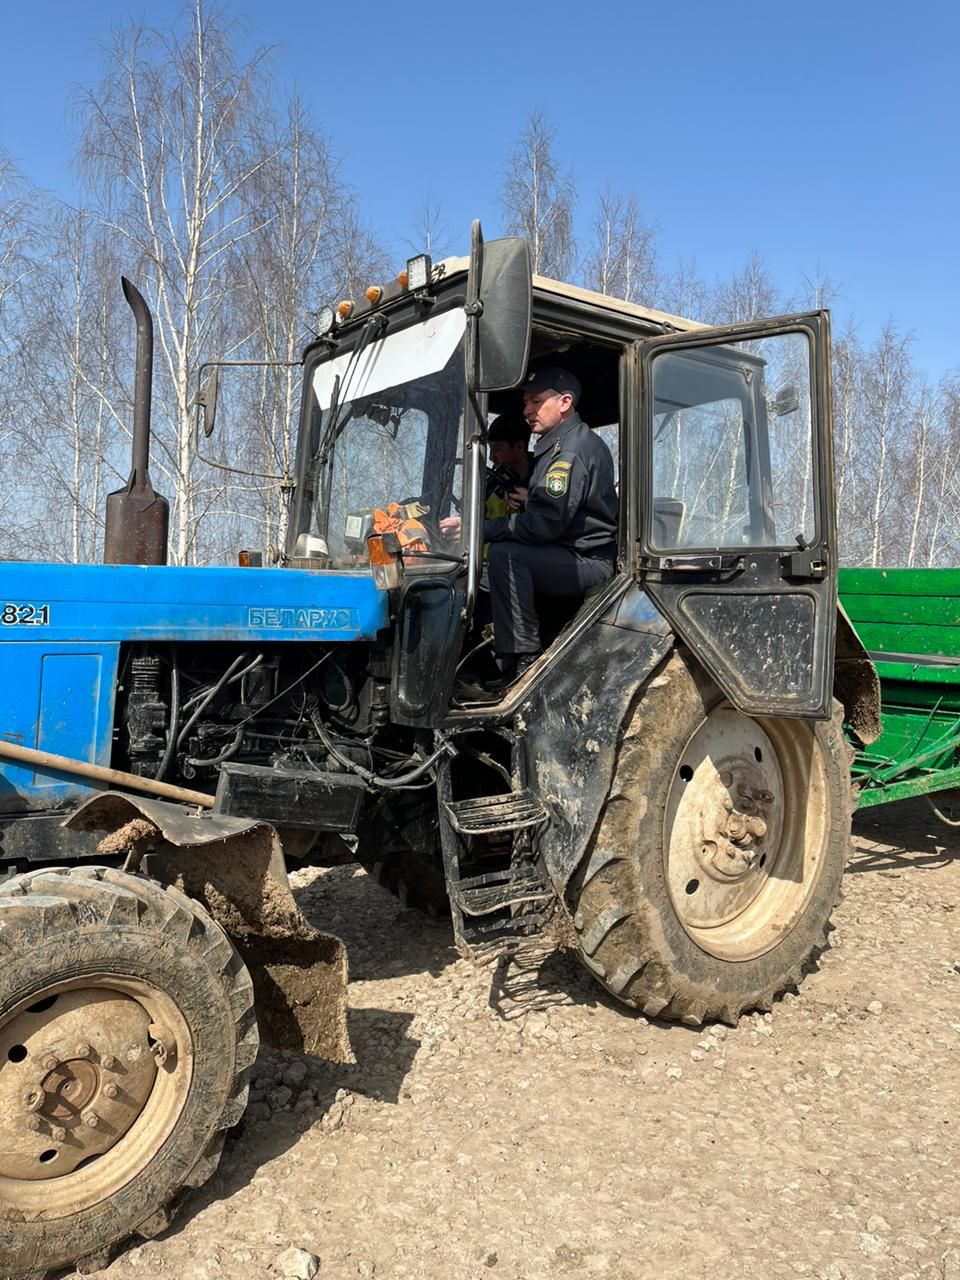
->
<box><xmin>838</xmin><ymin>566</ymin><xmax>960</xmax><ymax>808</ymax></box>
<box><xmin>849</xmin><ymin>621</ymin><xmax>960</xmax><ymax>659</ymax></box>
<box><xmin>839</xmin><ymin>566</ymin><xmax>960</xmax><ymax>600</ymax></box>
<box><xmin>838</xmin><ymin>593</ymin><xmax>960</xmax><ymax>628</ymax></box>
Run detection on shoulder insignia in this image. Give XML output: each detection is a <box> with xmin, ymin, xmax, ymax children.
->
<box><xmin>545</xmin><ymin>464</ymin><xmax>569</xmax><ymax>497</ymax></box>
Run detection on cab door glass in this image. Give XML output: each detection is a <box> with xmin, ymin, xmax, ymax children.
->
<box><xmin>593</xmin><ymin>422</ymin><xmax>620</xmax><ymax>487</ymax></box>
<box><xmin>650</xmin><ymin>331</ymin><xmax>814</xmax><ymax>551</ymax></box>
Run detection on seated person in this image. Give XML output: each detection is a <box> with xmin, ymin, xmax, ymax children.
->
<box><xmin>485</xmin><ymin>414</ymin><xmax>533</xmax><ymax>520</ymax></box>
<box><xmin>441</xmin><ymin>367</ymin><xmax>618</xmax><ymax>690</ymax></box>
<box><xmin>458</xmin><ymin>414</ymin><xmax>534</xmax><ymax>658</ymax></box>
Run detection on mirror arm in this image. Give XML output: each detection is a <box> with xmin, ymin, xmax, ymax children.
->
<box><xmin>463</xmin><ymin>395</ymin><xmax>485</xmax><ymax>619</ymax></box>
<box><xmin>191</xmin><ymin>357</ymin><xmax>302</xmax><ymax>479</ymax></box>
<box><xmin>193</xmin><ymin>358</ymin><xmax>302</xmax><ymax>444</ymax></box>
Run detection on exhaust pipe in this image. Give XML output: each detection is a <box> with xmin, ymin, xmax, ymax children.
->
<box><xmin>103</xmin><ymin>277</ymin><xmax>169</xmax><ymax>565</ymax></box>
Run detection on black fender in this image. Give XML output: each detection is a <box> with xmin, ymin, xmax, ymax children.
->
<box><xmin>520</xmin><ymin>583</ymin><xmax>674</xmax><ymax>895</ymax></box>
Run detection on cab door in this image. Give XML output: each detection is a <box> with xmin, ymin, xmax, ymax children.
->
<box><xmin>634</xmin><ymin>312</ymin><xmax>836</xmax><ymax>718</ymax></box>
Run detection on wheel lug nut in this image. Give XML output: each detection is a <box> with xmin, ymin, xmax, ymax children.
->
<box><xmin>24</xmin><ymin>1115</ymin><xmax>42</xmax><ymax>1133</ymax></box>
<box><xmin>103</xmin><ymin>1083</ymin><xmax>119</xmax><ymax>1100</ymax></box>
<box><xmin>51</xmin><ymin>1126</ymin><xmax>66</xmax><ymax>1143</ymax></box>
<box><xmin>83</xmin><ymin>1111</ymin><xmax>100</xmax><ymax>1129</ymax></box>
<box><xmin>23</xmin><ymin>1088</ymin><xmax>44</xmax><ymax>1113</ymax></box>
<box><xmin>101</xmin><ymin>1055</ymin><xmax>117</xmax><ymax>1071</ymax></box>
<box><xmin>74</xmin><ymin>1043</ymin><xmax>91</xmax><ymax>1059</ymax></box>
<box><xmin>41</xmin><ymin>1054</ymin><xmax>58</xmax><ymax>1071</ymax></box>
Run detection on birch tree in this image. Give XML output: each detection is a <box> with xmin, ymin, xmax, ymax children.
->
<box><xmin>0</xmin><ymin>153</ymin><xmax>39</xmax><ymax>332</ymax></box>
<box><xmin>712</xmin><ymin>251</ymin><xmax>780</xmax><ymax>324</ymax></box>
<box><xmin>223</xmin><ymin>95</ymin><xmax>388</xmax><ymax>554</ymax></box>
<box><xmin>403</xmin><ymin>197</ymin><xmax>451</xmax><ymax>260</ymax></box>
<box><xmin>583</xmin><ymin>191</ymin><xmax>659</xmax><ymax>305</ymax></box>
<box><xmin>501</xmin><ymin>111</ymin><xmax>576</xmax><ymax>279</ymax></box>
<box><xmin>77</xmin><ymin>1</ymin><xmax>274</xmax><ymax>563</ymax></box>
<box><xmin>861</xmin><ymin>324</ymin><xmax>913</xmax><ymax>565</ymax></box>
<box><xmin>832</xmin><ymin>329</ymin><xmax>865</xmax><ymax>564</ymax></box>
<box><xmin>8</xmin><ymin>209</ymin><xmax>130</xmax><ymax>563</ymax></box>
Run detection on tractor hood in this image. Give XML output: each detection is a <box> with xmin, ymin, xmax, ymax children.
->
<box><xmin>0</xmin><ymin>562</ymin><xmax>390</xmax><ymax>642</ymax></box>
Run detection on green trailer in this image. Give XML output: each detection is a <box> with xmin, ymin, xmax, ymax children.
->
<box><xmin>839</xmin><ymin>567</ymin><xmax>960</xmax><ymax>814</ymax></box>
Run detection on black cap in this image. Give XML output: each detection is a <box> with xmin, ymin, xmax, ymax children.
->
<box><xmin>521</xmin><ymin>365</ymin><xmax>581</xmax><ymax>405</ymax></box>
<box><xmin>488</xmin><ymin>414</ymin><xmax>530</xmax><ymax>445</ymax></box>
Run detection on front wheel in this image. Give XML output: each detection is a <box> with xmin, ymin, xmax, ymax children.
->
<box><xmin>0</xmin><ymin>866</ymin><xmax>258</xmax><ymax>1277</ymax></box>
<box><xmin>567</xmin><ymin>651</ymin><xmax>851</xmax><ymax>1025</ymax></box>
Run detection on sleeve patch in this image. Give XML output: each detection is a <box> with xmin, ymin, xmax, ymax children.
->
<box><xmin>545</xmin><ymin>465</ymin><xmax>570</xmax><ymax>497</ymax></box>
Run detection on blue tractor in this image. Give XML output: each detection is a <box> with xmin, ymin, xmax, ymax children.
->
<box><xmin>0</xmin><ymin>225</ymin><xmax>876</xmax><ymax>1276</ymax></box>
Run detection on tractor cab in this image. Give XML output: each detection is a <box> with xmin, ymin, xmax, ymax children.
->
<box><xmin>283</xmin><ymin>224</ymin><xmax>838</xmax><ymax>727</ymax></box>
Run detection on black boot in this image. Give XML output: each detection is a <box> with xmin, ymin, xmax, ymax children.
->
<box><xmin>453</xmin><ymin>651</ymin><xmax>541</xmax><ymax>703</ymax></box>
<box><xmin>513</xmin><ymin>651</ymin><xmax>542</xmax><ymax>679</ymax></box>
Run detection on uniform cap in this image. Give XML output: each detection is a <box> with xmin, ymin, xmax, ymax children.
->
<box><xmin>521</xmin><ymin>365</ymin><xmax>581</xmax><ymax>405</ymax></box>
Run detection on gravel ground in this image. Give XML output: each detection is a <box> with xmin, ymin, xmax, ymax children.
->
<box><xmin>85</xmin><ymin>797</ymin><xmax>960</xmax><ymax>1280</ymax></box>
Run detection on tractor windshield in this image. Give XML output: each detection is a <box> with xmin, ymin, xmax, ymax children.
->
<box><xmin>289</xmin><ymin>308</ymin><xmax>467</xmax><ymax>567</ymax></box>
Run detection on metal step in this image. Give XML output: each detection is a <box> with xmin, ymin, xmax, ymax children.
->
<box><xmin>450</xmin><ymin>867</ymin><xmax>554</xmax><ymax>916</ymax></box>
<box><xmin>443</xmin><ymin>790</ymin><xmax>548</xmax><ymax>837</ymax></box>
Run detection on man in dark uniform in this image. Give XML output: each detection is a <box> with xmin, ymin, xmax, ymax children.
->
<box><xmin>483</xmin><ymin>366</ymin><xmax>617</xmax><ymax>681</ymax></box>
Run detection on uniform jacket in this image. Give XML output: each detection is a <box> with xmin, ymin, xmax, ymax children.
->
<box><xmin>483</xmin><ymin>414</ymin><xmax>617</xmax><ymax>555</ymax></box>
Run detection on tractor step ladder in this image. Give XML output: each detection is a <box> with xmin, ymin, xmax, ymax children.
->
<box><xmin>438</xmin><ymin>786</ymin><xmax>555</xmax><ymax>957</ymax></box>
<box><xmin>443</xmin><ymin>790</ymin><xmax>548</xmax><ymax>836</ymax></box>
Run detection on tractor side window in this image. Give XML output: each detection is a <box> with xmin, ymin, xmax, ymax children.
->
<box><xmin>649</xmin><ymin>331</ymin><xmax>814</xmax><ymax>551</ymax></box>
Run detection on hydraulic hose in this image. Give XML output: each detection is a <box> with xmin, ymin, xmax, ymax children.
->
<box><xmin>309</xmin><ymin>711</ymin><xmax>451</xmax><ymax>789</ymax></box>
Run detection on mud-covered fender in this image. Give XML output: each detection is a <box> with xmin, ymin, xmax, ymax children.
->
<box><xmin>66</xmin><ymin>792</ymin><xmax>351</xmax><ymax>1061</ymax></box>
<box><xmin>520</xmin><ymin>584</ymin><xmax>674</xmax><ymax>895</ymax></box>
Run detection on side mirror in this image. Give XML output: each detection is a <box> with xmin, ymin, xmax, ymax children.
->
<box><xmin>466</xmin><ymin>221</ymin><xmax>532</xmax><ymax>394</ymax></box>
<box><xmin>771</xmin><ymin>384</ymin><xmax>800</xmax><ymax>416</ymax></box>
<box><xmin>195</xmin><ymin>365</ymin><xmax>220</xmax><ymax>438</ymax></box>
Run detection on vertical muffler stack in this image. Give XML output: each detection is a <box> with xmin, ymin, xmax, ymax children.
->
<box><xmin>103</xmin><ymin>277</ymin><xmax>169</xmax><ymax>565</ymax></box>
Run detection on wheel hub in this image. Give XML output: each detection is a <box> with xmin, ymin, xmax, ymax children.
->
<box><xmin>674</xmin><ymin>730</ymin><xmax>783</xmax><ymax>927</ymax></box>
<box><xmin>664</xmin><ymin>704</ymin><xmax>829</xmax><ymax>962</ymax></box>
<box><xmin>700</xmin><ymin>782</ymin><xmax>771</xmax><ymax>882</ymax></box>
<box><xmin>0</xmin><ymin>989</ymin><xmax>163</xmax><ymax>1180</ymax></box>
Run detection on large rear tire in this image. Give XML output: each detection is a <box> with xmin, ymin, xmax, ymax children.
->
<box><xmin>567</xmin><ymin>650</ymin><xmax>851</xmax><ymax>1026</ymax></box>
<box><xmin>0</xmin><ymin>865</ymin><xmax>257</xmax><ymax>1278</ymax></box>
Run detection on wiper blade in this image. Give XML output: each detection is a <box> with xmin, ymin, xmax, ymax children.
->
<box><xmin>316</xmin><ymin>313</ymin><xmax>387</xmax><ymax>465</ymax></box>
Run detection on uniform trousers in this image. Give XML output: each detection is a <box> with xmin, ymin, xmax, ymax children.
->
<box><xmin>486</xmin><ymin>541</ymin><xmax>615</xmax><ymax>656</ymax></box>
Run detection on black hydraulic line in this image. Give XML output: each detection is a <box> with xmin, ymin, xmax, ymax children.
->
<box><xmin>176</xmin><ymin>652</ymin><xmax>259</xmax><ymax>750</ymax></box>
<box><xmin>308</xmin><ymin>709</ymin><xmax>451</xmax><ymax>789</ymax></box>
<box><xmin>184</xmin><ymin>726</ymin><xmax>244</xmax><ymax>770</ymax></box>
<box><xmin>155</xmin><ymin>654</ymin><xmax>181</xmax><ymax>781</ymax></box>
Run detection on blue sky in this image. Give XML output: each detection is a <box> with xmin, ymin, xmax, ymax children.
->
<box><xmin>1</xmin><ymin>0</ymin><xmax>956</xmax><ymax>380</ymax></box>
